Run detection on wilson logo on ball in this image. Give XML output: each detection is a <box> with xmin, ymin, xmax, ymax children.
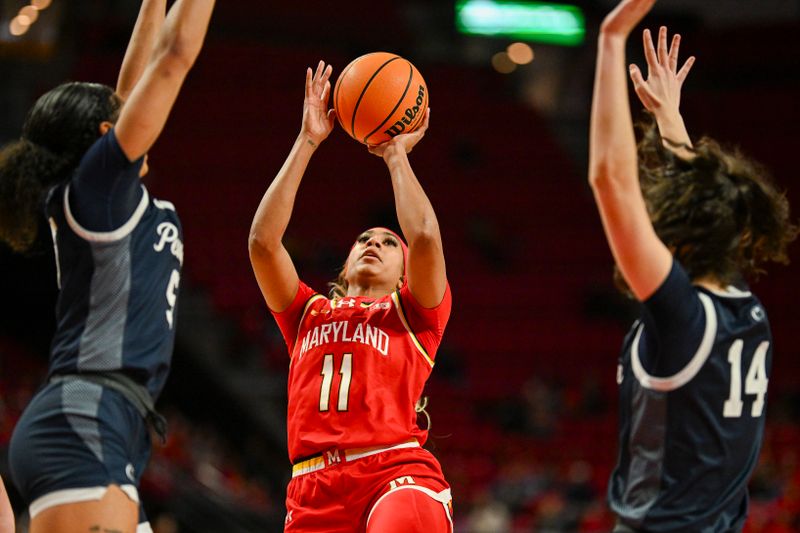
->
<box><xmin>384</xmin><ymin>85</ymin><xmax>426</xmax><ymax>138</ymax></box>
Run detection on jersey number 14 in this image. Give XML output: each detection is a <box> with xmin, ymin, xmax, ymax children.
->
<box><xmin>723</xmin><ymin>340</ymin><xmax>769</xmax><ymax>418</ymax></box>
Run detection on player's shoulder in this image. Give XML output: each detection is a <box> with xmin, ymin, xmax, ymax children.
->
<box><xmin>698</xmin><ymin>285</ymin><xmax>769</xmax><ymax>332</ymax></box>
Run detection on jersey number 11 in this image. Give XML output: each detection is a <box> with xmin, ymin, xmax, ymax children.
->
<box><xmin>319</xmin><ymin>353</ymin><xmax>353</xmax><ymax>412</ymax></box>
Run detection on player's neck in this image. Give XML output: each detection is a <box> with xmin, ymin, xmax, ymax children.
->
<box><xmin>346</xmin><ymin>281</ymin><xmax>397</xmax><ymax>299</ymax></box>
<box><xmin>694</xmin><ymin>275</ymin><xmax>726</xmax><ymax>292</ymax></box>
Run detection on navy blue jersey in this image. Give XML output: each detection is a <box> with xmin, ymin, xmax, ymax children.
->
<box><xmin>609</xmin><ymin>261</ymin><xmax>771</xmax><ymax>532</ymax></box>
<box><xmin>44</xmin><ymin>130</ymin><xmax>183</xmax><ymax>399</ymax></box>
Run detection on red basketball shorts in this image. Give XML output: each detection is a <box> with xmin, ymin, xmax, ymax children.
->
<box><xmin>284</xmin><ymin>441</ymin><xmax>453</xmax><ymax>532</ymax></box>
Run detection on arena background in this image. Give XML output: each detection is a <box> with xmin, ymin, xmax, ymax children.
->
<box><xmin>1</xmin><ymin>1</ymin><xmax>798</xmax><ymax>531</ymax></box>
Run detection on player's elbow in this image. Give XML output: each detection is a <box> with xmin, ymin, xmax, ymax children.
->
<box><xmin>588</xmin><ymin>161</ymin><xmax>612</xmax><ymax>191</ymax></box>
<box><xmin>248</xmin><ymin>231</ymin><xmax>279</xmax><ymax>259</ymax></box>
<box><xmin>407</xmin><ymin>218</ymin><xmax>441</xmax><ymax>250</ymax></box>
<box><xmin>153</xmin><ymin>32</ymin><xmax>200</xmax><ymax>74</ymax></box>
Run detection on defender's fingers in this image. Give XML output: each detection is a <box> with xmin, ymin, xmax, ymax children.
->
<box><xmin>643</xmin><ymin>29</ymin><xmax>659</xmax><ymax>70</ymax></box>
<box><xmin>630</xmin><ymin>65</ymin><xmax>656</xmax><ymax>108</ymax></box>
<box><xmin>676</xmin><ymin>56</ymin><xmax>696</xmax><ymax>83</ymax></box>
<box><xmin>668</xmin><ymin>33</ymin><xmax>681</xmax><ymax>72</ymax></box>
<box><xmin>657</xmin><ymin>26</ymin><xmax>669</xmax><ymax>66</ymax></box>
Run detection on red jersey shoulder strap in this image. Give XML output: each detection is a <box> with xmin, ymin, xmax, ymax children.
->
<box><xmin>391</xmin><ymin>290</ymin><xmax>435</xmax><ymax>368</ymax></box>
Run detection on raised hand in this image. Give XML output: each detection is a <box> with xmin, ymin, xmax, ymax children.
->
<box><xmin>629</xmin><ymin>27</ymin><xmax>695</xmax><ymax>116</ymax></box>
<box><xmin>368</xmin><ymin>108</ymin><xmax>430</xmax><ymax>159</ymax></box>
<box><xmin>600</xmin><ymin>0</ymin><xmax>656</xmax><ymax>38</ymax></box>
<box><xmin>301</xmin><ymin>61</ymin><xmax>336</xmax><ymax>148</ymax></box>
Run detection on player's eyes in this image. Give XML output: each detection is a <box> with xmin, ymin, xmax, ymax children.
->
<box><xmin>384</xmin><ymin>238</ymin><xmax>398</xmax><ymax>247</ymax></box>
<box><xmin>357</xmin><ymin>235</ymin><xmax>370</xmax><ymax>243</ymax></box>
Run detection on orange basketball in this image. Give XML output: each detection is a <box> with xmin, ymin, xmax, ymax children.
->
<box><xmin>333</xmin><ymin>52</ymin><xmax>428</xmax><ymax>146</ymax></box>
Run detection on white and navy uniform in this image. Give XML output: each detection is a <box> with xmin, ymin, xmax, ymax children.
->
<box><xmin>609</xmin><ymin>260</ymin><xmax>772</xmax><ymax>532</ymax></box>
<box><xmin>9</xmin><ymin>130</ymin><xmax>183</xmax><ymax>530</ymax></box>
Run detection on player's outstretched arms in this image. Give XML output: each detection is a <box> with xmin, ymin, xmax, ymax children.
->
<box><xmin>589</xmin><ymin>0</ymin><xmax>672</xmax><ymax>301</ymax></box>
<box><xmin>114</xmin><ymin>0</ymin><xmax>215</xmax><ymax>161</ymax></box>
<box><xmin>368</xmin><ymin>109</ymin><xmax>447</xmax><ymax>308</ymax></box>
<box><xmin>249</xmin><ymin>62</ymin><xmax>336</xmax><ymax>312</ymax></box>
<box><xmin>629</xmin><ymin>25</ymin><xmax>696</xmax><ymax>158</ymax></box>
<box><xmin>116</xmin><ymin>0</ymin><xmax>167</xmax><ymax>102</ymax></box>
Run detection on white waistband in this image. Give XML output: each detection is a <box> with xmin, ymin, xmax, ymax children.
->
<box><xmin>29</xmin><ymin>484</ymin><xmax>139</xmax><ymax>518</ymax></box>
<box><xmin>292</xmin><ymin>440</ymin><xmax>421</xmax><ymax>478</ymax></box>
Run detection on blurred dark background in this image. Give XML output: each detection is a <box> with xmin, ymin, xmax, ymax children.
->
<box><xmin>1</xmin><ymin>1</ymin><xmax>798</xmax><ymax>531</ymax></box>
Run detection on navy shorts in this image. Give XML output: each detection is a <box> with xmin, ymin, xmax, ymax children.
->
<box><xmin>8</xmin><ymin>378</ymin><xmax>152</xmax><ymax>523</ymax></box>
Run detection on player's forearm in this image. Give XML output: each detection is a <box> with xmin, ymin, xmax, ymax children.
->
<box><xmin>589</xmin><ymin>33</ymin><xmax>639</xmax><ymax>191</ymax></box>
<box><xmin>117</xmin><ymin>0</ymin><xmax>167</xmax><ymax>100</ymax></box>
<box><xmin>384</xmin><ymin>145</ymin><xmax>441</xmax><ymax>247</ymax></box>
<box><xmin>151</xmin><ymin>0</ymin><xmax>215</xmax><ymax>71</ymax></box>
<box><xmin>249</xmin><ymin>134</ymin><xmax>315</xmax><ymax>251</ymax></box>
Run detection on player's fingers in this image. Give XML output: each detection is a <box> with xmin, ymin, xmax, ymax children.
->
<box><xmin>676</xmin><ymin>56</ymin><xmax>696</xmax><ymax>83</ymax></box>
<box><xmin>314</xmin><ymin>60</ymin><xmax>324</xmax><ymax>83</ymax></box>
<box><xmin>643</xmin><ymin>29</ymin><xmax>658</xmax><ymax>71</ymax></box>
<box><xmin>420</xmin><ymin>107</ymin><xmax>430</xmax><ymax>132</ymax></box>
<box><xmin>668</xmin><ymin>33</ymin><xmax>681</xmax><ymax>72</ymax></box>
<box><xmin>321</xmin><ymin>64</ymin><xmax>333</xmax><ymax>84</ymax></box>
<box><xmin>630</xmin><ymin>65</ymin><xmax>656</xmax><ymax>109</ymax></box>
<box><xmin>629</xmin><ymin>64</ymin><xmax>645</xmax><ymax>87</ymax></box>
<box><xmin>305</xmin><ymin>68</ymin><xmax>313</xmax><ymax>94</ymax></box>
<box><xmin>320</xmin><ymin>80</ymin><xmax>331</xmax><ymax>104</ymax></box>
<box><xmin>657</xmin><ymin>26</ymin><xmax>669</xmax><ymax>66</ymax></box>
<box><xmin>326</xmin><ymin>108</ymin><xmax>337</xmax><ymax>130</ymax></box>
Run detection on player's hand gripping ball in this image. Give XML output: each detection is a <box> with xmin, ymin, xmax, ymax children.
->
<box><xmin>333</xmin><ymin>52</ymin><xmax>428</xmax><ymax>146</ymax></box>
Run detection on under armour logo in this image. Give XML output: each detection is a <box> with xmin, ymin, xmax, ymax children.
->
<box><xmin>285</xmin><ymin>510</ymin><xmax>293</xmax><ymax>524</ymax></box>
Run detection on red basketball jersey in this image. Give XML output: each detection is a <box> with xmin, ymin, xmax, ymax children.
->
<box><xmin>273</xmin><ymin>282</ymin><xmax>451</xmax><ymax>462</ymax></box>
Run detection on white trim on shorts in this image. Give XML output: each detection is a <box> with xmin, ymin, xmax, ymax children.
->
<box><xmin>137</xmin><ymin>521</ymin><xmax>153</xmax><ymax>533</ymax></box>
<box><xmin>29</xmin><ymin>484</ymin><xmax>139</xmax><ymax>518</ymax></box>
<box><xmin>366</xmin><ymin>485</ymin><xmax>453</xmax><ymax>532</ymax></box>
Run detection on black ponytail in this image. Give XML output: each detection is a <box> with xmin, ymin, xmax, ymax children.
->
<box><xmin>0</xmin><ymin>140</ymin><xmax>70</xmax><ymax>252</ymax></box>
<box><xmin>0</xmin><ymin>82</ymin><xmax>121</xmax><ymax>253</ymax></box>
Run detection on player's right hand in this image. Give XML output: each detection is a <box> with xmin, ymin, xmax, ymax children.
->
<box><xmin>301</xmin><ymin>61</ymin><xmax>336</xmax><ymax>148</ymax></box>
<box><xmin>600</xmin><ymin>0</ymin><xmax>657</xmax><ymax>38</ymax></box>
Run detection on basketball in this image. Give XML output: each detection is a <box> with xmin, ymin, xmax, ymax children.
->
<box><xmin>333</xmin><ymin>52</ymin><xmax>429</xmax><ymax>146</ymax></box>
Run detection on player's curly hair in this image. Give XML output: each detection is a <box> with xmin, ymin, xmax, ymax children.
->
<box><xmin>328</xmin><ymin>266</ymin><xmax>349</xmax><ymax>300</ymax></box>
<box><xmin>0</xmin><ymin>82</ymin><xmax>122</xmax><ymax>253</ymax></box>
<box><xmin>615</xmin><ymin>117</ymin><xmax>798</xmax><ymax>292</ymax></box>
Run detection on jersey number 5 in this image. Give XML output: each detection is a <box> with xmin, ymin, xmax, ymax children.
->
<box><xmin>723</xmin><ymin>340</ymin><xmax>769</xmax><ymax>418</ymax></box>
<box><xmin>319</xmin><ymin>353</ymin><xmax>353</xmax><ymax>412</ymax></box>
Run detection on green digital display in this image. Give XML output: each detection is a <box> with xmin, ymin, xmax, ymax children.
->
<box><xmin>456</xmin><ymin>0</ymin><xmax>585</xmax><ymax>46</ymax></box>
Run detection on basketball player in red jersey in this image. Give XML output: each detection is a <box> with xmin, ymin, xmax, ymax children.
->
<box><xmin>249</xmin><ymin>61</ymin><xmax>453</xmax><ymax>532</ymax></box>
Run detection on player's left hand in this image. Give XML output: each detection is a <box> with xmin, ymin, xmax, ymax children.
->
<box><xmin>368</xmin><ymin>108</ymin><xmax>430</xmax><ymax>158</ymax></box>
<box><xmin>629</xmin><ymin>26</ymin><xmax>695</xmax><ymax>116</ymax></box>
